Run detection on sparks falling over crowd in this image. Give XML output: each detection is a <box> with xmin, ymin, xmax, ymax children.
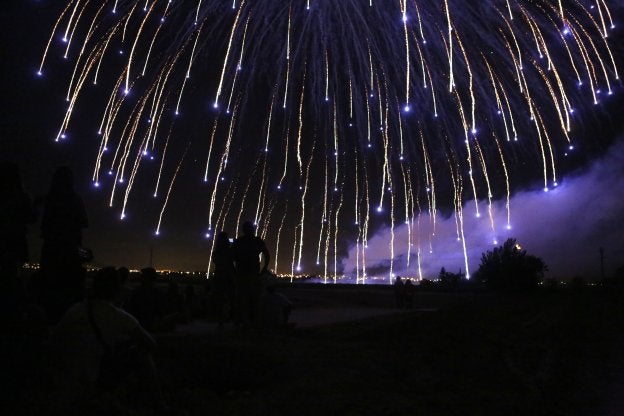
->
<box><xmin>38</xmin><ymin>0</ymin><xmax>621</xmax><ymax>282</ymax></box>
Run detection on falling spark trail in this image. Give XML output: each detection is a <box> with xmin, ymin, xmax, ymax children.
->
<box><xmin>39</xmin><ymin>0</ymin><xmax>621</xmax><ymax>283</ymax></box>
<box><xmin>156</xmin><ymin>144</ymin><xmax>189</xmax><ymax>235</ymax></box>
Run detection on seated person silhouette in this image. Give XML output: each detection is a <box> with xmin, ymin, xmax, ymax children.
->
<box><xmin>259</xmin><ymin>285</ymin><xmax>293</xmax><ymax>330</ymax></box>
<box><xmin>50</xmin><ymin>267</ymin><xmax>163</xmax><ymax>409</ymax></box>
<box><xmin>124</xmin><ymin>267</ymin><xmax>166</xmax><ymax>331</ymax></box>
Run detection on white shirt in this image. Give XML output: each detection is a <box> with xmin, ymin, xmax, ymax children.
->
<box><xmin>51</xmin><ymin>300</ymin><xmax>145</xmax><ymax>385</ymax></box>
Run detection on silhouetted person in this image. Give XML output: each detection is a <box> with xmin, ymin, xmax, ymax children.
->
<box><xmin>124</xmin><ymin>267</ymin><xmax>166</xmax><ymax>332</ymax></box>
<box><xmin>403</xmin><ymin>279</ymin><xmax>415</xmax><ymax>309</ymax></box>
<box><xmin>184</xmin><ymin>284</ymin><xmax>203</xmax><ymax>318</ymax></box>
<box><xmin>39</xmin><ymin>166</ymin><xmax>89</xmax><ymax>322</ymax></box>
<box><xmin>114</xmin><ymin>266</ymin><xmax>131</xmax><ymax>306</ymax></box>
<box><xmin>165</xmin><ymin>281</ymin><xmax>183</xmax><ymax>312</ymax></box>
<box><xmin>0</xmin><ymin>162</ymin><xmax>36</xmax><ymax>317</ymax></box>
<box><xmin>211</xmin><ymin>231</ymin><xmax>235</xmax><ymax>329</ymax></box>
<box><xmin>231</xmin><ymin>221</ymin><xmax>270</xmax><ymax>328</ymax></box>
<box><xmin>160</xmin><ymin>281</ymin><xmax>187</xmax><ymax>329</ymax></box>
<box><xmin>259</xmin><ymin>285</ymin><xmax>292</xmax><ymax>331</ymax></box>
<box><xmin>50</xmin><ymin>267</ymin><xmax>165</xmax><ymax>411</ymax></box>
<box><xmin>393</xmin><ymin>276</ymin><xmax>405</xmax><ymax>308</ymax></box>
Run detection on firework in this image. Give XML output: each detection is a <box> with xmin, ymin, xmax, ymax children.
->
<box><xmin>39</xmin><ymin>0</ymin><xmax>620</xmax><ymax>280</ymax></box>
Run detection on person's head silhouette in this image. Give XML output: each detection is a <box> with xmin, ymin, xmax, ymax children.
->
<box><xmin>140</xmin><ymin>267</ymin><xmax>158</xmax><ymax>284</ymax></box>
<box><xmin>93</xmin><ymin>267</ymin><xmax>121</xmax><ymax>300</ymax></box>
<box><xmin>49</xmin><ymin>166</ymin><xmax>75</xmax><ymax>196</ymax></box>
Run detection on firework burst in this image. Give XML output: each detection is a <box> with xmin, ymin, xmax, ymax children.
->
<box><xmin>39</xmin><ymin>0</ymin><xmax>621</xmax><ymax>281</ymax></box>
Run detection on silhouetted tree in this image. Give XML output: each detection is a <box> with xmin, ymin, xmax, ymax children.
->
<box><xmin>474</xmin><ymin>238</ymin><xmax>547</xmax><ymax>291</ymax></box>
<box><xmin>438</xmin><ymin>267</ymin><xmax>462</xmax><ymax>290</ymax></box>
<box><xmin>438</xmin><ymin>267</ymin><xmax>447</xmax><ymax>281</ymax></box>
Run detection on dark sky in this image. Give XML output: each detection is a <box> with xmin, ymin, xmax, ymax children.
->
<box><xmin>2</xmin><ymin>1</ymin><xmax>623</xmax><ymax>278</ymax></box>
<box><xmin>1</xmin><ymin>2</ymin><xmax>214</xmax><ymax>271</ymax></box>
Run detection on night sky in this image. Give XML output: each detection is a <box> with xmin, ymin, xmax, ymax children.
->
<box><xmin>2</xmin><ymin>2</ymin><xmax>218</xmax><ymax>272</ymax></box>
<box><xmin>2</xmin><ymin>1</ymin><xmax>623</xmax><ymax>279</ymax></box>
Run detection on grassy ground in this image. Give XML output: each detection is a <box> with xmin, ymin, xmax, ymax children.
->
<box><xmin>151</xmin><ymin>287</ymin><xmax>624</xmax><ymax>416</ymax></box>
<box><xmin>5</xmin><ymin>285</ymin><xmax>624</xmax><ymax>415</ymax></box>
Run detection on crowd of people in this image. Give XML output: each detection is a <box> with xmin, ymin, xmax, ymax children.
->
<box><xmin>0</xmin><ymin>162</ymin><xmax>292</xmax><ymax>413</ymax></box>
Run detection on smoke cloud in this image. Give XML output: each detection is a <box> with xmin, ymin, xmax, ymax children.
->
<box><xmin>342</xmin><ymin>140</ymin><xmax>624</xmax><ymax>281</ymax></box>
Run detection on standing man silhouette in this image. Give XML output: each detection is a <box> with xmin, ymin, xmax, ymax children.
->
<box><xmin>231</xmin><ymin>221</ymin><xmax>270</xmax><ymax>328</ymax></box>
<box><xmin>0</xmin><ymin>162</ymin><xmax>36</xmax><ymax>316</ymax></box>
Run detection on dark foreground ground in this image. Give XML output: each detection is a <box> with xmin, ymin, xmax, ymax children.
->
<box><xmin>5</xmin><ymin>284</ymin><xmax>624</xmax><ymax>415</ymax></box>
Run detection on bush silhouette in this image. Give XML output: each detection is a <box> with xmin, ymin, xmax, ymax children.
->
<box><xmin>474</xmin><ymin>238</ymin><xmax>547</xmax><ymax>291</ymax></box>
<box><xmin>438</xmin><ymin>267</ymin><xmax>463</xmax><ymax>290</ymax></box>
